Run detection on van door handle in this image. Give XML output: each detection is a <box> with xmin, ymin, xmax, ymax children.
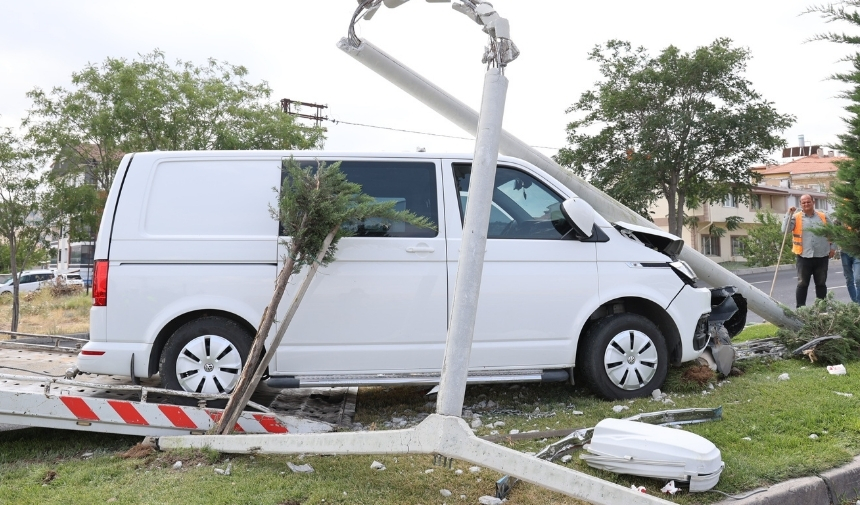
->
<box><xmin>406</xmin><ymin>245</ymin><xmax>435</xmax><ymax>253</ymax></box>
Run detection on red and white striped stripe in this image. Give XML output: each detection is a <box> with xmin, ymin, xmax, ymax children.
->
<box><xmin>56</xmin><ymin>396</ymin><xmax>288</xmax><ymax>434</ymax></box>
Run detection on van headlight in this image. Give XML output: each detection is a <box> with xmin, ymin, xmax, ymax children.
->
<box><xmin>669</xmin><ymin>260</ymin><xmax>697</xmax><ymax>285</ymax></box>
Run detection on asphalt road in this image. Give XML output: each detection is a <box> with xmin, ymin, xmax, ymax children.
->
<box><xmin>733</xmin><ymin>259</ymin><xmax>854</xmax><ymax>324</ymax></box>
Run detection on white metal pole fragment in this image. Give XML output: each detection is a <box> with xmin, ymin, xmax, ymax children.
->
<box><xmin>336</xmin><ymin>36</ymin><xmax>800</xmax><ymax>330</ymax></box>
<box><xmin>435</xmin><ymin>66</ymin><xmax>505</xmax><ymax>416</ymax></box>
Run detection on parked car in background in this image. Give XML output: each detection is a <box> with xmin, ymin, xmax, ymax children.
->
<box><xmin>58</xmin><ymin>271</ymin><xmax>84</xmax><ymax>287</ymax></box>
<box><xmin>0</xmin><ymin>270</ymin><xmax>58</xmax><ymax>297</ymax></box>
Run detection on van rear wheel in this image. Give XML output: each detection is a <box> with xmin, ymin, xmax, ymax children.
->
<box><xmin>579</xmin><ymin>314</ymin><xmax>667</xmax><ymax>400</ymax></box>
<box><xmin>160</xmin><ymin>317</ymin><xmax>252</xmax><ymax>395</ymax></box>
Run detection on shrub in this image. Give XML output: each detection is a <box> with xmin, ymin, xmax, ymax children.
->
<box><xmin>777</xmin><ymin>293</ymin><xmax>860</xmax><ymax>365</ymax></box>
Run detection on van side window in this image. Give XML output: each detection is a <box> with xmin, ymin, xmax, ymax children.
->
<box><xmin>453</xmin><ymin>164</ymin><xmax>572</xmax><ymax>240</ymax></box>
<box><xmin>282</xmin><ymin>160</ymin><xmax>438</xmax><ymax>238</ymax></box>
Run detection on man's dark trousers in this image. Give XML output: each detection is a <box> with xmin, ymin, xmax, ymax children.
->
<box><xmin>796</xmin><ymin>255</ymin><xmax>829</xmax><ymax>307</ymax></box>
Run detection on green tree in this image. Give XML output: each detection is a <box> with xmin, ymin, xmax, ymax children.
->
<box><xmin>0</xmin><ymin>126</ymin><xmax>51</xmax><ymax>332</ymax></box>
<box><xmin>806</xmin><ymin>2</ymin><xmax>860</xmax><ymax>256</ymax></box>
<box><xmin>741</xmin><ymin>210</ymin><xmax>795</xmax><ymax>267</ymax></box>
<box><xmin>24</xmin><ymin>50</ymin><xmax>325</xmax><ymax>239</ymax></box>
<box><xmin>556</xmin><ymin>39</ymin><xmax>794</xmax><ymax>236</ymax></box>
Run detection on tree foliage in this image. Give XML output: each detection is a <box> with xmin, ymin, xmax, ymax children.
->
<box><xmin>555</xmin><ymin>39</ymin><xmax>793</xmax><ymax>235</ymax></box>
<box><xmin>741</xmin><ymin>210</ymin><xmax>795</xmax><ymax>267</ymax></box>
<box><xmin>24</xmin><ymin>50</ymin><xmax>325</xmax><ymax>239</ymax></box>
<box><xmin>0</xmin><ymin>125</ymin><xmax>51</xmax><ymax>331</ymax></box>
<box><xmin>806</xmin><ymin>2</ymin><xmax>860</xmax><ymax>256</ymax></box>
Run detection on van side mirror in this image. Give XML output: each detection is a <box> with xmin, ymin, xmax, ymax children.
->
<box><xmin>561</xmin><ymin>197</ymin><xmax>595</xmax><ymax>238</ymax></box>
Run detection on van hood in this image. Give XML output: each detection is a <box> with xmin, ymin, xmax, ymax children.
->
<box><xmin>613</xmin><ymin>221</ymin><xmax>684</xmax><ymax>260</ymax></box>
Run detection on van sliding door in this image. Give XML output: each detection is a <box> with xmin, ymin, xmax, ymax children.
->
<box><xmin>273</xmin><ymin>158</ymin><xmax>448</xmax><ymax>375</ymax></box>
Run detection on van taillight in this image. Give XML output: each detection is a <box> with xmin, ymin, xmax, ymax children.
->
<box><xmin>93</xmin><ymin>260</ymin><xmax>108</xmax><ymax>306</ymax></box>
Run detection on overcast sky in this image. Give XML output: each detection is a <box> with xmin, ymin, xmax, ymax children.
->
<box><xmin>0</xmin><ymin>1</ymin><xmax>854</xmax><ymax>160</ymax></box>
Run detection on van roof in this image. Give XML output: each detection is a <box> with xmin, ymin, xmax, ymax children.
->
<box><xmin>128</xmin><ymin>150</ymin><xmax>524</xmax><ymax>164</ymax></box>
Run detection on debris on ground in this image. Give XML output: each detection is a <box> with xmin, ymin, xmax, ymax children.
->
<box><xmin>478</xmin><ymin>496</ymin><xmax>503</xmax><ymax>505</ymax></box>
<box><xmin>370</xmin><ymin>461</ymin><xmax>386</xmax><ymax>471</ymax></box>
<box><xmin>440</xmin><ymin>489</ymin><xmax>452</xmax><ymax>497</ymax></box>
<box><xmin>631</xmin><ymin>485</ymin><xmax>647</xmax><ymax>493</ymax></box>
<box><xmin>172</xmin><ymin>461</ymin><xmax>182</xmax><ymax>470</ymax></box>
<box><xmin>287</xmin><ymin>462</ymin><xmax>314</xmax><ymax>473</ymax></box>
<box><xmin>682</xmin><ymin>365</ymin><xmax>715</xmax><ymax>386</ymax></box>
<box><xmin>120</xmin><ymin>443</ymin><xmax>155</xmax><ymax>459</ymax></box>
<box><xmin>661</xmin><ymin>480</ymin><xmax>679</xmax><ymax>495</ymax></box>
<box><xmin>777</xmin><ymin>373</ymin><xmax>790</xmax><ymax>381</ymax></box>
<box><xmin>827</xmin><ymin>364</ymin><xmax>847</xmax><ymax>375</ymax></box>
<box><xmin>835</xmin><ymin>391</ymin><xmax>854</xmax><ymax>397</ymax></box>
<box><xmin>612</xmin><ymin>405</ymin><xmax>629</xmax><ymax>413</ymax></box>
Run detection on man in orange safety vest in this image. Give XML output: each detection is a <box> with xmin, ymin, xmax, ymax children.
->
<box><xmin>781</xmin><ymin>194</ymin><xmax>836</xmax><ymax>307</ymax></box>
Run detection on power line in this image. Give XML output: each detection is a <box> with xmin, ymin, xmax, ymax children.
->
<box><xmin>280</xmin><ymin>97</ymin><xmax>562</xmax><ymax>150</ymax></box>
<box><xmin>331</xmin><ymin>119</ymin><xmax>474</xmax><ymax>141</ymax></box>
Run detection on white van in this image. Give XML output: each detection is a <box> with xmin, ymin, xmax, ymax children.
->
<box><xmin>78</xmin><ymin>151</ymin><xmax>712</xmax><ymax>400</ymax></box>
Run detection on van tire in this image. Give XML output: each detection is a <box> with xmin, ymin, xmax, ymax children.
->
<box><xmin>159</xmin><ymin>317</ymin><xmax>252</xmax><ymax>398</ymax></box>
<box><xmin>579</xmin><ymin>314</ymin><xmax>667</xmax><ymax>400</ymax></box>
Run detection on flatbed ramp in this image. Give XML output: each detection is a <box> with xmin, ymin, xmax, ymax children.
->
<box><xmin>0</xmin><ymin>344</ymin><xmax>354</xmax><ymax>436</ymax></box>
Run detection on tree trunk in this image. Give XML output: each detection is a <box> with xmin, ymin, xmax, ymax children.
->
<box><xmin>214</xmin><ymin>226</ymin><xmax>338</xmax><ymax>435</ymax></box>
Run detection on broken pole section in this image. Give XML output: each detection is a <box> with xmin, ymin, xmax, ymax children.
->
<box><xmin>436</xmin><ymin>67</ymin><xmax>507</xmax><ymax>416</ymax></box>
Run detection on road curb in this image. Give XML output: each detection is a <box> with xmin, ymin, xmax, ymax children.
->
<box><xmin>729</xmin><ymin>264</ymin><xmax>795</xmax><ymax>276</ymax></box>
<box><xmin>726</xmin><ymin>257</ymin><xmax>841</xmax><ymax>277</ymax></box>
<box><xmin>713</xmin><ymin>455</ymin><xmax>860</xmax><ymax>504</ymax></box>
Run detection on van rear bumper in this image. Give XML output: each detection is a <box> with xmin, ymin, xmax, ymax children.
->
<box><xmin>77</xmin><ymin>342</ymin><xmax>154</xmax><ymax>379</ymax></box>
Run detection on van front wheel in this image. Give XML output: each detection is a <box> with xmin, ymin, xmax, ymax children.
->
<box><xmin>160</xmin><ymin>317</ymin><xmax>252</xmax><ymax>394</ymax></box>
<box><xmin>579</xmin><ymin>314</ymin><xmax>668</xmax><ymax>400</ymax></box>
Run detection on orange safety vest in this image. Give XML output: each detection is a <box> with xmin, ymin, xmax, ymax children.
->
<box><xmin>792</xmin><ymin>211</ymin><xmax>827</xmax><ymax>254</ymax></box>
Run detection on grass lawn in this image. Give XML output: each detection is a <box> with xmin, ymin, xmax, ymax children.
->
<box><xmin>1</xmin><ymin>297</ymin><xmax>857</xmax><ymax>504</ymax></box>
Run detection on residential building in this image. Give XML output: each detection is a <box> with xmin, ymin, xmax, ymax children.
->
<box><xmin>650</xmin><ymin>152</ymin><xmax>842</xmax><ymax>262</ymax></box>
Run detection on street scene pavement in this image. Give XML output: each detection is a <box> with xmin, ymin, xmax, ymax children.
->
<box><xmin>726</xmin><ymin>259</ymin><xmax>852</xmax><ymax>324</ymax></box>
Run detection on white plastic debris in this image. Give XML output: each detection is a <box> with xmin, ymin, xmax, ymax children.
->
<box><xmin>370</xmin><ymin>461</ymin><xmax>386</xmax><ymax>471</ymax></box>
<box><xmin>469</xmin><ymin>466</ymin><xmax>481</xmax><ymax>473</ymax></box>
<box><xmin>172</xmin><ymin>461</ymin><xmax>182</xmax><ymax>470</ymax></box>
<box><xmin>440</xmin><ymin>489</ymin><xmax>452</xmax><ymax>497</ymax></box>
<box><xmin>631</xmin><ymin>485</ymin><xmax>647</xmax><ymax>493</ymax></box>
<box><xmin>509</xmin><ymin>429</ymin><xmax>520</xmax><ymax>435</ymax></box>
<box><xmin>827</xmin><ymin>364</ymin><xmax>847</xmax><ymax>375</ymax></box>
<box><xmin>425</xmin><ymin>469</ymin><xmax>434</xmax><ymax>474</ymax></box>
<box><xmin>835</xmin><ymin>391</ymin><xmax>854</xmax><ymax>397</ymax></box>
<box><xmin>777</xmin><ymin>373</ymin><xmax>790</xmax><ymax>381</ymax></box>
<box><xmin>661</xmin><ymin>480</ymin><xmax>679</xmax><ymax>495</ymax></box>
<box><xmin>493</xmin><ymin>421</ymin><xmax>505</xmax><ymax>427</ymax></box>
<box><xmin>471</xmin><ymin>418</ymin><xmax>483</xmax><ymax>429</ymax></box>
<box><xmin>561</xmin><ymin>455</ymin><xmax>573</xmax><ymax>463</ymax></box>
<box><xmin>287</xmin><ymin>462</ymin><xmax>314</xmax><ymax>473</ymax></box>
<box><xmin>583</xmin><ymin>419</ymin><xmax>723</xmax><ymax>492</ymax></box>
<box><xmin>571</xmin><ymin>410</ymin><xmax>584</xmax><ymax>415</ymax></box>
<box><xmin>742</xmin><ymin>437</ymin><xmax>752</xmax><ymax>441</ymax></box>
<box><xmin>809</xmin><ymin>434</ymin><xmax>819</xmax><ymax>440</ymax></box>
<box><xmin>454</xmin><ymin>469</ymin><xmax>463</xmax><ymax>475</ymax></box>
<box><xmin>82</xmin><ymin>452</ymin><xmax>94</xmax><ymax>458</ymax></box>
<box><xmin>214</xmin><ymin>468</ymin><xmax>225</xmax><ymax>475</ymax></box>
<box><xmin>612</xmin><ymin>405</ymin><xmax>629</xmax><ymax>413</ymax></box>
<box><xmin>225</xmin><ymin>462</ymin><xmax>232</xmax><ymax>476</ymax></box>
<box><xmin>478</xmin><ymin>496</ymin><xmax>503</xmax><ymax>505</ymax></box>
